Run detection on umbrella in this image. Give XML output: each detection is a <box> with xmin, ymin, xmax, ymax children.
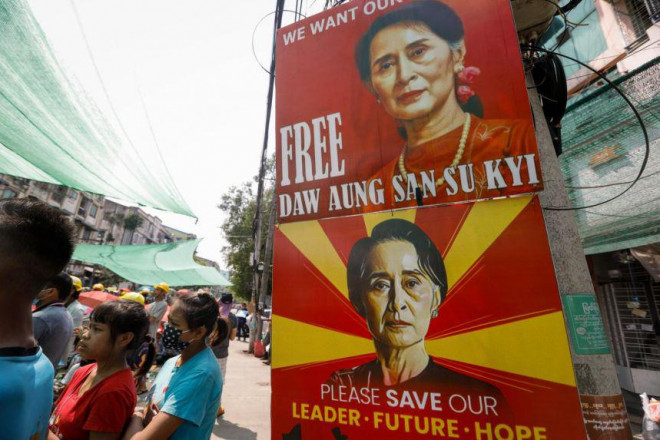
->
<box><xmin>138</xmin><ymin>286</ymin><xmax>154</xmax><ymax>292</ymax></box>
<box><xmin>79</xmin><ymin>290</ymin><xmax>118</xmax><ymax>308</ymax></box>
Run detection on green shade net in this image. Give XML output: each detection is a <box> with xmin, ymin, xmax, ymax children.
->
<box><xmin>0</xmin><ymin>0</ymin><xmax>194</xmax><ymax>217</ymax></box>
<box><xmin>73</xmin><ymin>239</ymin><xmax>231</xmax><ymax>287</ymax></box>
<box><xmin>560</xmin><ymin>58</ymin><xmax>660</xmax><ymax>255</ymax></box>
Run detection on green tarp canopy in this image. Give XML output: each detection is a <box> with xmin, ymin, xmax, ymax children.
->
<box><xmin>0</xmin><ymin>0</ymin><xmax>194</xmax><ymax>217</ymax></box>
<box><xmin>72</xmin><ymin>239</ymin><xmax>231</xmax><ymax>287</ymax></box>
<box><xmin>560</xmin><ymin>58</ymin><xmax>660</xmax><ymax>255</ymax></box>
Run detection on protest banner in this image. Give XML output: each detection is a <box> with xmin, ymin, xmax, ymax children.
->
<box><xmin>271</xmin><ymin>196</ymin><xmax>585</xmax><ymax>439</ymax></box>
<box><xmin>275</xmin><ymin>0</ymin><xmax>542</xmax><ymax>223</ymax></box>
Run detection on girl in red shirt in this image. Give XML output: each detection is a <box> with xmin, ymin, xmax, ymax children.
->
<box><xmin>49</xmin><ymin>300</ymin><xmax>149</xmax><ymax>440</ymax></box>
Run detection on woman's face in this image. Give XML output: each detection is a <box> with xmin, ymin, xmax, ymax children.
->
<box><xmin>368</xmin><ymin>22</ymin><xmax>464</xmax><ymax>121</ymax></box>
<box><xmin>78</xmin><ymin>320</ymin><xmax>116</xmax><ymax>361</ymax></box>
<box><xmin>361</xmin><ymin>240</ymin><xmax>440</xmax><ymax>349</ymax></box>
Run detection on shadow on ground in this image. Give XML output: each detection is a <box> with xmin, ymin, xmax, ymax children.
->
<box><xmin>214</xmin><ymin>418</ymin><xmax>258</xmax><ymax>440</ymax></box>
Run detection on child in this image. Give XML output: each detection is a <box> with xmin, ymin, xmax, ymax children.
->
<box><xmin>49</xmin><ymin>300</ymin><xmax>149</xmax><ymax>439</ymax></box>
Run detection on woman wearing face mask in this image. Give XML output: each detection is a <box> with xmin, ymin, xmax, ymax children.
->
<box><xmin>49</xmin><ymin>300</ymin><xmax>149</xmax><ymax>440</ymax></box>
<box><xmin>123</xmin><ymin>292</ymin><xmax>222</xmax><ymax>440</ymax></box>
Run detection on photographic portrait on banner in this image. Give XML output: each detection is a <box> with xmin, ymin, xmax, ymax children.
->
<box><xmin>276</xmin><ymin>0</ymin><xmax>542</xmax><ymax>223</ymax></box>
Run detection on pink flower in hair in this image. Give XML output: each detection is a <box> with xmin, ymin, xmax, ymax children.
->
<box><xmin>457</xmin><ymin>66</ymin><xmax>481</xmax><ymax>85</ymax></box>
<box><xmin>457</xmin><ymin>85</ymin><xmax>475</xmax><ymax>104</ymax></box>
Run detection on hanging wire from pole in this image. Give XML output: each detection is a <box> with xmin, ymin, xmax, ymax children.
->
<box><xmin>526</xmin><ymin>45</ymin><xmax>650</xmax><ymax>212</ymax></box>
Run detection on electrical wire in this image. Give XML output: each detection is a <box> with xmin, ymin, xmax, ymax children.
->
<box><xmin>526</xmin><ymin>46</ymin><xmax>651</xmax><ymax>211</ymax></box>
<box><xmin>251</xmin><ymin>9</ymin><xmax>307</xmax><ymax>75</ymax></box>
<box><xmin>565</xmin><ymin>167</ymin><xmax>660</xmax><ymax>190</ymax></box>
<box><xmin>538</xmin><ymin>0</ymin><xmax>587</xmax><ymax>28</ymax></box>
<box><xmin>253</xmin><ymin>0</ymin><xmax>285</xmax><ymax>239</ymax></box>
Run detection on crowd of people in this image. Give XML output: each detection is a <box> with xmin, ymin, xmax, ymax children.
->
<box><xmin>0</xmin><ymin>199</ymin><xmax>251</xmax><ymax>440</ymax></box>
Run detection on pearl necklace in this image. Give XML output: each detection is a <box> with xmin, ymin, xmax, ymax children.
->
<box><xmin>398</xmin><ymin>113</ymin><xmax>472</xmax><ymax>187</ymax></box>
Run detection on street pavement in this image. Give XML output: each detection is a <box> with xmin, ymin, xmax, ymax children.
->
<box><xmin>212</xmin><ymin>339</ymin><xmax>271</xmax><ymax>440</ymax></box>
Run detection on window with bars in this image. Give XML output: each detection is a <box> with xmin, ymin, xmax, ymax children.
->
<box><xmin>614</xmin><ymin>0</ymin><xmax>654</xmax><ymax>48</ymax></box>
<box><xmin>644</xmin><ymin>0</ymin><xmax>660</xmax><ymax>22</ymax></box>
<box><xmin>600</xmin><ymin>261</ymin><xmax>660</xmax><ymax>370</ymax></box>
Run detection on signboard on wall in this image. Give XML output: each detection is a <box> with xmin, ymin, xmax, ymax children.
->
<box><xmin>562</xmin><ymin>293</ymin><xmax>611</xmax><ymax>355</ymax></box>
<box><xmin>275</xmin><ymin>0</ymin><xmax>542</xmax><ymax>223</ymax></box>
<box><xmin>271</xmin><ymin>196</ymin><xmax>585</xmax><ymax>439</ymax></box>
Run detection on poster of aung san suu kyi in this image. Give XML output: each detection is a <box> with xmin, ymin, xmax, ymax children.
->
<box><xmin>271</xmin><ymin>196</ymin><xmax>586</xmax><ymax>439</ymax></box>
<box><xmin>275</xmin><ymin>0</ymin><xmax>542</xmax><ymax>223</ymax></box>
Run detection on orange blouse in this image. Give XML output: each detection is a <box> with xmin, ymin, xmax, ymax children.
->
<box><xmin>368</xmin><ymin>115</ymin><xmax>541</xmax><ymax>211</ymax></box>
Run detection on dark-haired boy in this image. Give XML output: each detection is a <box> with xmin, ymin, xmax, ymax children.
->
<box><xmin>0</xmin><ymin>199</ymin><xmax>75</xmax><ymax>440</ymax></box>
<box><xmin>33</xmin><ymin>272</ymin><xmax>74</xmax><ymax>368</ymax></box>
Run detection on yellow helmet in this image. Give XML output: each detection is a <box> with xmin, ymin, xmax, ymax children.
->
<box><xmin>92</xmin><ymin>283</ymin><xmax>105</xmax><ymax>291</ymax></box>
<box><xmin>121</xmin><ymin>291</ymin><xmax>145</xmax><ymax>306</ymax></box>
<box><xmin>70</xmin><ymin>276</ymin><xmax>82</xmax><ymax>292</ymax></box>
<box><xmin>153</xmin><ymin>282</ymin><xmax>170</xmax><ymax>294</ymax></box>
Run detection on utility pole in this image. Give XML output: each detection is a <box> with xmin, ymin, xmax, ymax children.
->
<box><xmin>528</xmin><ymin>71</ymin><xmax>632</xmax><ymax>437</ymax></box>
<box><xmin>255</xmin><ymin>196</ymin><xmax>277</xmax><ymax>344</ymax></box>
<box><xmin>249</xmin><ymin>0</ymin><xmax>285</xmax><ymax>353</ymax></box>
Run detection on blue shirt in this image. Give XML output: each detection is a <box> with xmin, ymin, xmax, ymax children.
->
<box><xmin>0</xmin><ymin>347</ymin><xmax>54</xmax><ymax>440</ymax></box>
<box><xmin>148</xmin><ymin>347</ymin><xmax>222</xmax><ymax>439</ymax></box>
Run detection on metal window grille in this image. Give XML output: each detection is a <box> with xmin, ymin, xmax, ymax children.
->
<box><xmin>614</xmin><ymin>0</ymin><xmax>653</xmax><ymax>48</ymax></box>
<box><xmin>600</xmin><ymin>261</ymin><xmax>660</xmax><ymax>371</ymax></box>
<box><xmin>644</xmin><ymin>0</ymin><xmax>660</xmax><ymax>22</ymax></box>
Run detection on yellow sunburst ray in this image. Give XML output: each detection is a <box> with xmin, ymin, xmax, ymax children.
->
<box><xmin>279</xmin><ymin>221</ymin><xmax>349</xmax><ymax>298</ymax></box>
<box><xmin>363</xmin><ymin>208</ymin><xmax>417</xmax><ymax>235</ymax></box>
<box><xmin>272</xmin><ymin>315</ymin><xmax>373</xmax><ymax>369</ymax></box>
<box><xmin>444</xmin><ymin>196</ymin><xmax>532</xmax><ymax>290</ymax></box>
<box><xmin>426</xmin><ymin>311</ymin><xmax>575</xmax><ymax>386</ymax></box>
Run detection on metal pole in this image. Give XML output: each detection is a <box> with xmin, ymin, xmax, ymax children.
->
<box><xmin>249</xmin><ymin>0</ymin><xmax>285</xmax><ymax>353</ymax></box>
<box><xmin>255</xmin><ymin>196</ymin><xmax>277</xmax><ymax>343</ymax></box>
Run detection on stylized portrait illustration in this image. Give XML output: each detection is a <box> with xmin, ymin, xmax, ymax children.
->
<box><xmin>357</xmin><ymin>1</ymin><xmax>537</xmax><ymax>204</ymax></box>
<box><xmin>271</xmin><ymin>199</ymin><xmax>587</xmax><ymax>439</ymax></box>
<box><xmin>329</xmin><ymin>219</ymin><xmax>505</xmax><ymax>400</ymax></box>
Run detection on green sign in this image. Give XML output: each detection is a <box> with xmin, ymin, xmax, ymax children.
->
<box><xmin>562</xmin><ymin>294</ymin><xmax>611</xmax><ymax>355</ymax></box>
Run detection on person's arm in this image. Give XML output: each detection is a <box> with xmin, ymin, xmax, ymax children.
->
<box><xmin>229</xmin><ymin>326</ymin><xmax>237</xmax><ymax>341</ymax></box>
<box><xmin>122</xmin><ymin>411</ymin><xmax>183</xmax><ymax>440</ymax></box>
<box><xmin>48</xmin><ymin>431</ymin><xmax>59</xmax><ymax>440</ymax></box>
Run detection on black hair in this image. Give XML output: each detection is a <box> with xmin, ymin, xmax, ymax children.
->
<box><xmin>211</xmin><ymin>317</ymin><xmax>230</xmax><ymax>347</ymax></box>
<box><xmin>347</xmin><ymin>219</ymin><xmax>447</xmax><ymax>317</ymax></box>
<box><xmin>0</xmin><ymin>199</ymin><xmax>75</xmax><ymax>294</ymax></box>
<box><xmin>355</xmin><ymin>1</ymin><xmax>464</xmax><ymax>84</ymax></box>
<box><xmin>354</xmin><ymin>1</ymin><xmax>484</xmax><ymax>121</ymax></box>
<box><xmin>91</xmin><ymin>300</ymin><xmax>149</xmax><ymax>351</ymax></box>
<box><xmin>44</xmin><ymin>273</ymin><xmax>74</xmax><ymax>301</ymax></box>
<box><xmin>176</xmin><ymin>292</ymin><xmax>219</xmax><ymax>337</ymax></box>
<box><xmin>70</xmin><ymin>290</ymin><xmax>81</xmax><ymax>300</ymax></box>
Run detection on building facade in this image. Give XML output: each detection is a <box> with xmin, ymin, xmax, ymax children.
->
<box><xmin>542</xmin><ymin>0</ymin><xmax>660</xmax><ymax>395</ymax></box>
<box><xmin>0</xmin><ymin>174</ymin><xmax>197</xmax><ymax>246</ymax></box>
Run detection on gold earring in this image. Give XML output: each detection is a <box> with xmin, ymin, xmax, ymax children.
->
<box><xmin>432</xmin><ymin>309</ymin><xmax>438</xmax><ymax>319</ymax></box>
<box><xmin>454</xmin><ymin>63</ymin><xmax>464</xmax><ymax>73</ymax></box>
